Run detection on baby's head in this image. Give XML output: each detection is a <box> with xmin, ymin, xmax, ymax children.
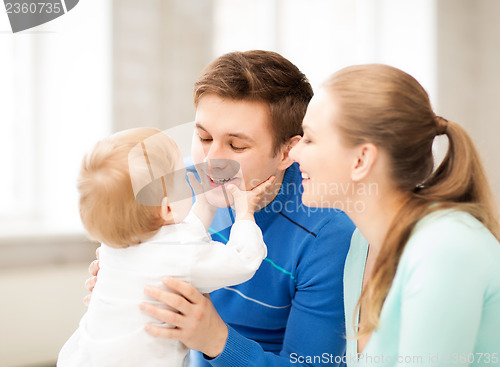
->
<box><xmin>78</xmin><ymin>128</ymin><xmax>191</xmax><ymax>248</ymax></box>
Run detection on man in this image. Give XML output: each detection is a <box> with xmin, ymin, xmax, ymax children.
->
<box><xmin>87</xmin><ymin>50</ymin><xmax>354</xmax><ymax>366</ymax></box>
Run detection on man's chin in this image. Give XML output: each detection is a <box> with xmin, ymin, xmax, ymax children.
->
<box><xmin>204</xmin><ymin>187</ymin><xmax>234</xmax><ymax>208</ymax></box>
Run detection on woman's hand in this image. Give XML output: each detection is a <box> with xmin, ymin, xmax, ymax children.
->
<box><xmin>83</xmin><ymin>247</ymin><xmax>101</xmax><ymax>306</ymax></box>
<box><xmin>140</xmin><ymin>277</ymin><xmax>228</xmax><ymax>358</ymax></box>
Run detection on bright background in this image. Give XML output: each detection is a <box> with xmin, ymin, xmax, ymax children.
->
<box><xmin>0</xmin><ymin>1</ymin><xmax>499</xmax><ymax>366</ymax></box>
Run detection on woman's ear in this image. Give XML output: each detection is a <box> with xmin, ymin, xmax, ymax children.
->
<box><xmin>160</xmin><ymin>196</ymin><xmax>174</xmax><ymax>224</ymax></box>
<box><xmin>277</xmin><ymin>135</ymin><xmax>302</xmax><ymax>170</ymax></box>
<box><xmin>351</xmin><ymin>143</ymin><xmax>378</xmax><ymax>182</ymax></box>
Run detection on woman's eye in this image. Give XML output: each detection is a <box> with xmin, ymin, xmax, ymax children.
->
<box><xmin>303</xmin><ymin>138</ymin><xmax>312</xmax><ymax>144</ymax></box>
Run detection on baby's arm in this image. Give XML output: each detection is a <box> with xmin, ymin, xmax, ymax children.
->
<box><xmin>189</xmin><ymin>176</ymin><xmax>276</xmax><ymax>292</ymax></box>
<box><xmin>189</xmin><ymin>173</ymin><xmax>275</xmax><ymax>229</ymax></box>
<box><xmin>188</xmin><ymin>172</ymin><xmax>217</xmax><ymax>231</ymax></box>
<box><xmin>191</xmin><ymin>196</ymin><xmax>217</xmax><ymax>232</ymax></box>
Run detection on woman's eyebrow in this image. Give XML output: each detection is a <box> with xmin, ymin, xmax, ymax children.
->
<box><xmin>302</xmin><ymin>124</ymin><xmax>315</xmax><ymax>135</ymax></box>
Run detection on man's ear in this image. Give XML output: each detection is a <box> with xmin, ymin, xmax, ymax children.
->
<box><xmin>160</xmin><ymin>196</ymin><xmax>174</xmax><ymax>224</ymax></box>
<box><xmin>277</xmin><ymin>135</ymin><xmax>302</xmax><ymax>170</ymax></box>
<box><xmin>351</xmin><ymin>143</ymin><xmax>378</xmax><ymax>182</ymax></box>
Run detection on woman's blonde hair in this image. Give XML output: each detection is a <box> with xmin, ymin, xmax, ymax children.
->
<box><xmin>324</xmin><ymin>64</ymin><xmax>500</xmax><ymax>336</ymax></box>
<box><xmin>78</xmin><ymin>127</ymin><xmax>181</xmax><ymax>248</ymax></box>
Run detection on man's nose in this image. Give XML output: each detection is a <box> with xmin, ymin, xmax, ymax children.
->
<box><xmin>205</xmin><ymin>157</ymin><xmax>236</xmax><ymax>176</ymax></box>
<box><xmin>203</xmin><ymin>144</ymin><xmax>240</xmax><ymax>177</ymax></box>
<box><xmin>205</xmin><ymin>142</ymin><xmax>227</xmax><ymax>164</ymax></box>
<box><xmin>206</xmin><ymin>158</ymin><xmax>240</xmax><ymax>179</ymax></box>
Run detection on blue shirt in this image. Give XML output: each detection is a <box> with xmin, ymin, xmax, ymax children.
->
<box><xmin>190</xmin><ymin>163</ymin><xmax>355</xmax><ymax>366</ymax></box>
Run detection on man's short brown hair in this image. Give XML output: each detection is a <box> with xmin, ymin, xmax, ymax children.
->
<box><xmin>194</xmin><ymin>50</ymin><xmax>313</xmax><ymax>155</ymax></box>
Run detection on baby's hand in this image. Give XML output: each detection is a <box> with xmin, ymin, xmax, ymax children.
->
<box><xmin>227</xmin><ymin>176</ymin><xmax>276</xmax><ymax>221</ymax></box>
<box><xmin>187</xmin><ymin>172</ymin><xmax>204</xmax><ymax>199</ymax></box>
<box><xmin>188</xmin><ymin>172</ymin><xmax>217</xmax><ymax>230</ymax></box>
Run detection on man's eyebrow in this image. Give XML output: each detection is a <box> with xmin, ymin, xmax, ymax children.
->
<box><xmin>228</xmin><ymin>132</ymin><xmax>255</xmax><ymax>143</ymax></box>
<box><xmin>195</xmin><ymin>123</ymin><xmax>255</xmax><ymax>143</ymax></box>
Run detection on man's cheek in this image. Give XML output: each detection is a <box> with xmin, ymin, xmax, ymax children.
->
<box><xmin>190</xmin><ymin>142</ymin><xmax>205</xmax><ymax>164</ymax></box>
<box><xmin>241</xmin><ymin>173</ymin><xmax>257</xmax><ymax>191</ymax></box>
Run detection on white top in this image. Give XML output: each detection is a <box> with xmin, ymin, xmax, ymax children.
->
<box><xmin>58</xmin><ymin>211</ymin><xmax>267</xmax><ymax>367</ymax></box>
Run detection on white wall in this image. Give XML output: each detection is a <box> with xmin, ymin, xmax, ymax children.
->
<box><xmin>436</xmin><ymin>0</ymin><xmax>500</xmax><ymax>207</ymax></box>
<box><xmin>112</xmin><ymin>0</ymin><xmax>213</xmax><ymax>132</ymax></box>
<box><xmin>0</xmin><ymin>263</ymin><xmax>90</xmax><ymax>366</ymax></box>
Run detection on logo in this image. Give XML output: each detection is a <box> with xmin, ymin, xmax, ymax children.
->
<box><xmin>4</xmin><ymin>0</ymin><xmax>79</xmax><ymax>33</ymax></box>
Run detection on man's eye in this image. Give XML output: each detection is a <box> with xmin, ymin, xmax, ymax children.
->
<box><xmin>230</xmin><ymin>144</ymin><xmax>246</xmax><ymax>151</ymax></box>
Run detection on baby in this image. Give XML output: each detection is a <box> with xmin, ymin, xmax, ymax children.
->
<box><xmin>58</xmin><ymin>127</ymin><xmax>271</xmax><ymax>367</ymax></box>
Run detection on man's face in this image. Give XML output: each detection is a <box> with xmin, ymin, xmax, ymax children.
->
<box><xmin>191</xmin><ymin>95</ymin><xmax>284</xmax><ymax>208</ymax></box>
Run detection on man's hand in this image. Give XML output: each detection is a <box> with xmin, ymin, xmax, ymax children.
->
<box><xmin>83</xmin><ymin>247</ymin><xmax>100</xmax><ymax>306</ymax></box>
<box><xmin>140</xmin><ymin>277</ymin><xmax>228</xmax><ymax>358</ymax></box>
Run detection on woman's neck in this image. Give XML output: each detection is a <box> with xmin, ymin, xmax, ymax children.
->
<box><xmin>348</xmin><ymin>189</ymin><xmax>409</xmax><ymax>256</ymax></box>
<box><xmin>348</xmin><ymin>187</ymin><xmax>409</xmax><ymax>354</ymax></box>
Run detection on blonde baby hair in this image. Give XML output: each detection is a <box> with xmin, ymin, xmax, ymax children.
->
<box><xmin>78</xmin><ymin>127</ymin><xmax>182</xmax><ymax>248</ymax></box>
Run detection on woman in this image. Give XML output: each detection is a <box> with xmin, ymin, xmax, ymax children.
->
<box><xmin>289</xmin><ymin>64</ymin><xmax>500</xmax><ymax>366</ymax></box>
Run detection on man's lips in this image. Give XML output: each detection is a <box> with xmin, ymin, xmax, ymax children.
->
<box><xmin>211</xmin><ymin>177</ymin><xmax>233</xmax><ymax>184</ymax></box>
<box><xmin>205</xmin><ymin>174</ymin><xmax>238</xmax><ymax>188</ymax></box>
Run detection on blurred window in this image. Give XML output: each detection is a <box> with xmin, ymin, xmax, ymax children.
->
<box><xmin>0</xmin><ymin>0</ymin><xmax>111</xmax><ymax>236</ymax></box>
<box><xmin>0</xmin><ymin>0</ymin><xmax>436</xmax><ymax>236</ymax></box>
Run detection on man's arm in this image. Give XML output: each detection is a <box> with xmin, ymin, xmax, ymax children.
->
<box><xmin>83</xmin><ymin>247</ymin><xmax>100</xmax><ymax>306</ymax></box>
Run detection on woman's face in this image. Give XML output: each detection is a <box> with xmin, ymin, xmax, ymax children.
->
<box><xmin>290</xmin><ymin>88</ymin><xmax>358</xmax><ymax>209</ymax></box>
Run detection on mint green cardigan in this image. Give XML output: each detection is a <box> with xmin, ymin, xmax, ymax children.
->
<box><xmin>344</xmin><ymin>210</ymin><xmax>500</xmax><ymax>366</ymax></box>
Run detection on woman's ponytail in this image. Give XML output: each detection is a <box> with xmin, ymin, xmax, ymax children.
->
<box><xmin>416</xmin><ymin>118</ymin><xmax>499</xmax><ymax>239</ymax></box>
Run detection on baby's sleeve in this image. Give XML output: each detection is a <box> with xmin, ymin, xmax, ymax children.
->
<box><xmin>188</xmin><ymin>219</ymin><xmax>267</xmax><ymax>294</ymax></box>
